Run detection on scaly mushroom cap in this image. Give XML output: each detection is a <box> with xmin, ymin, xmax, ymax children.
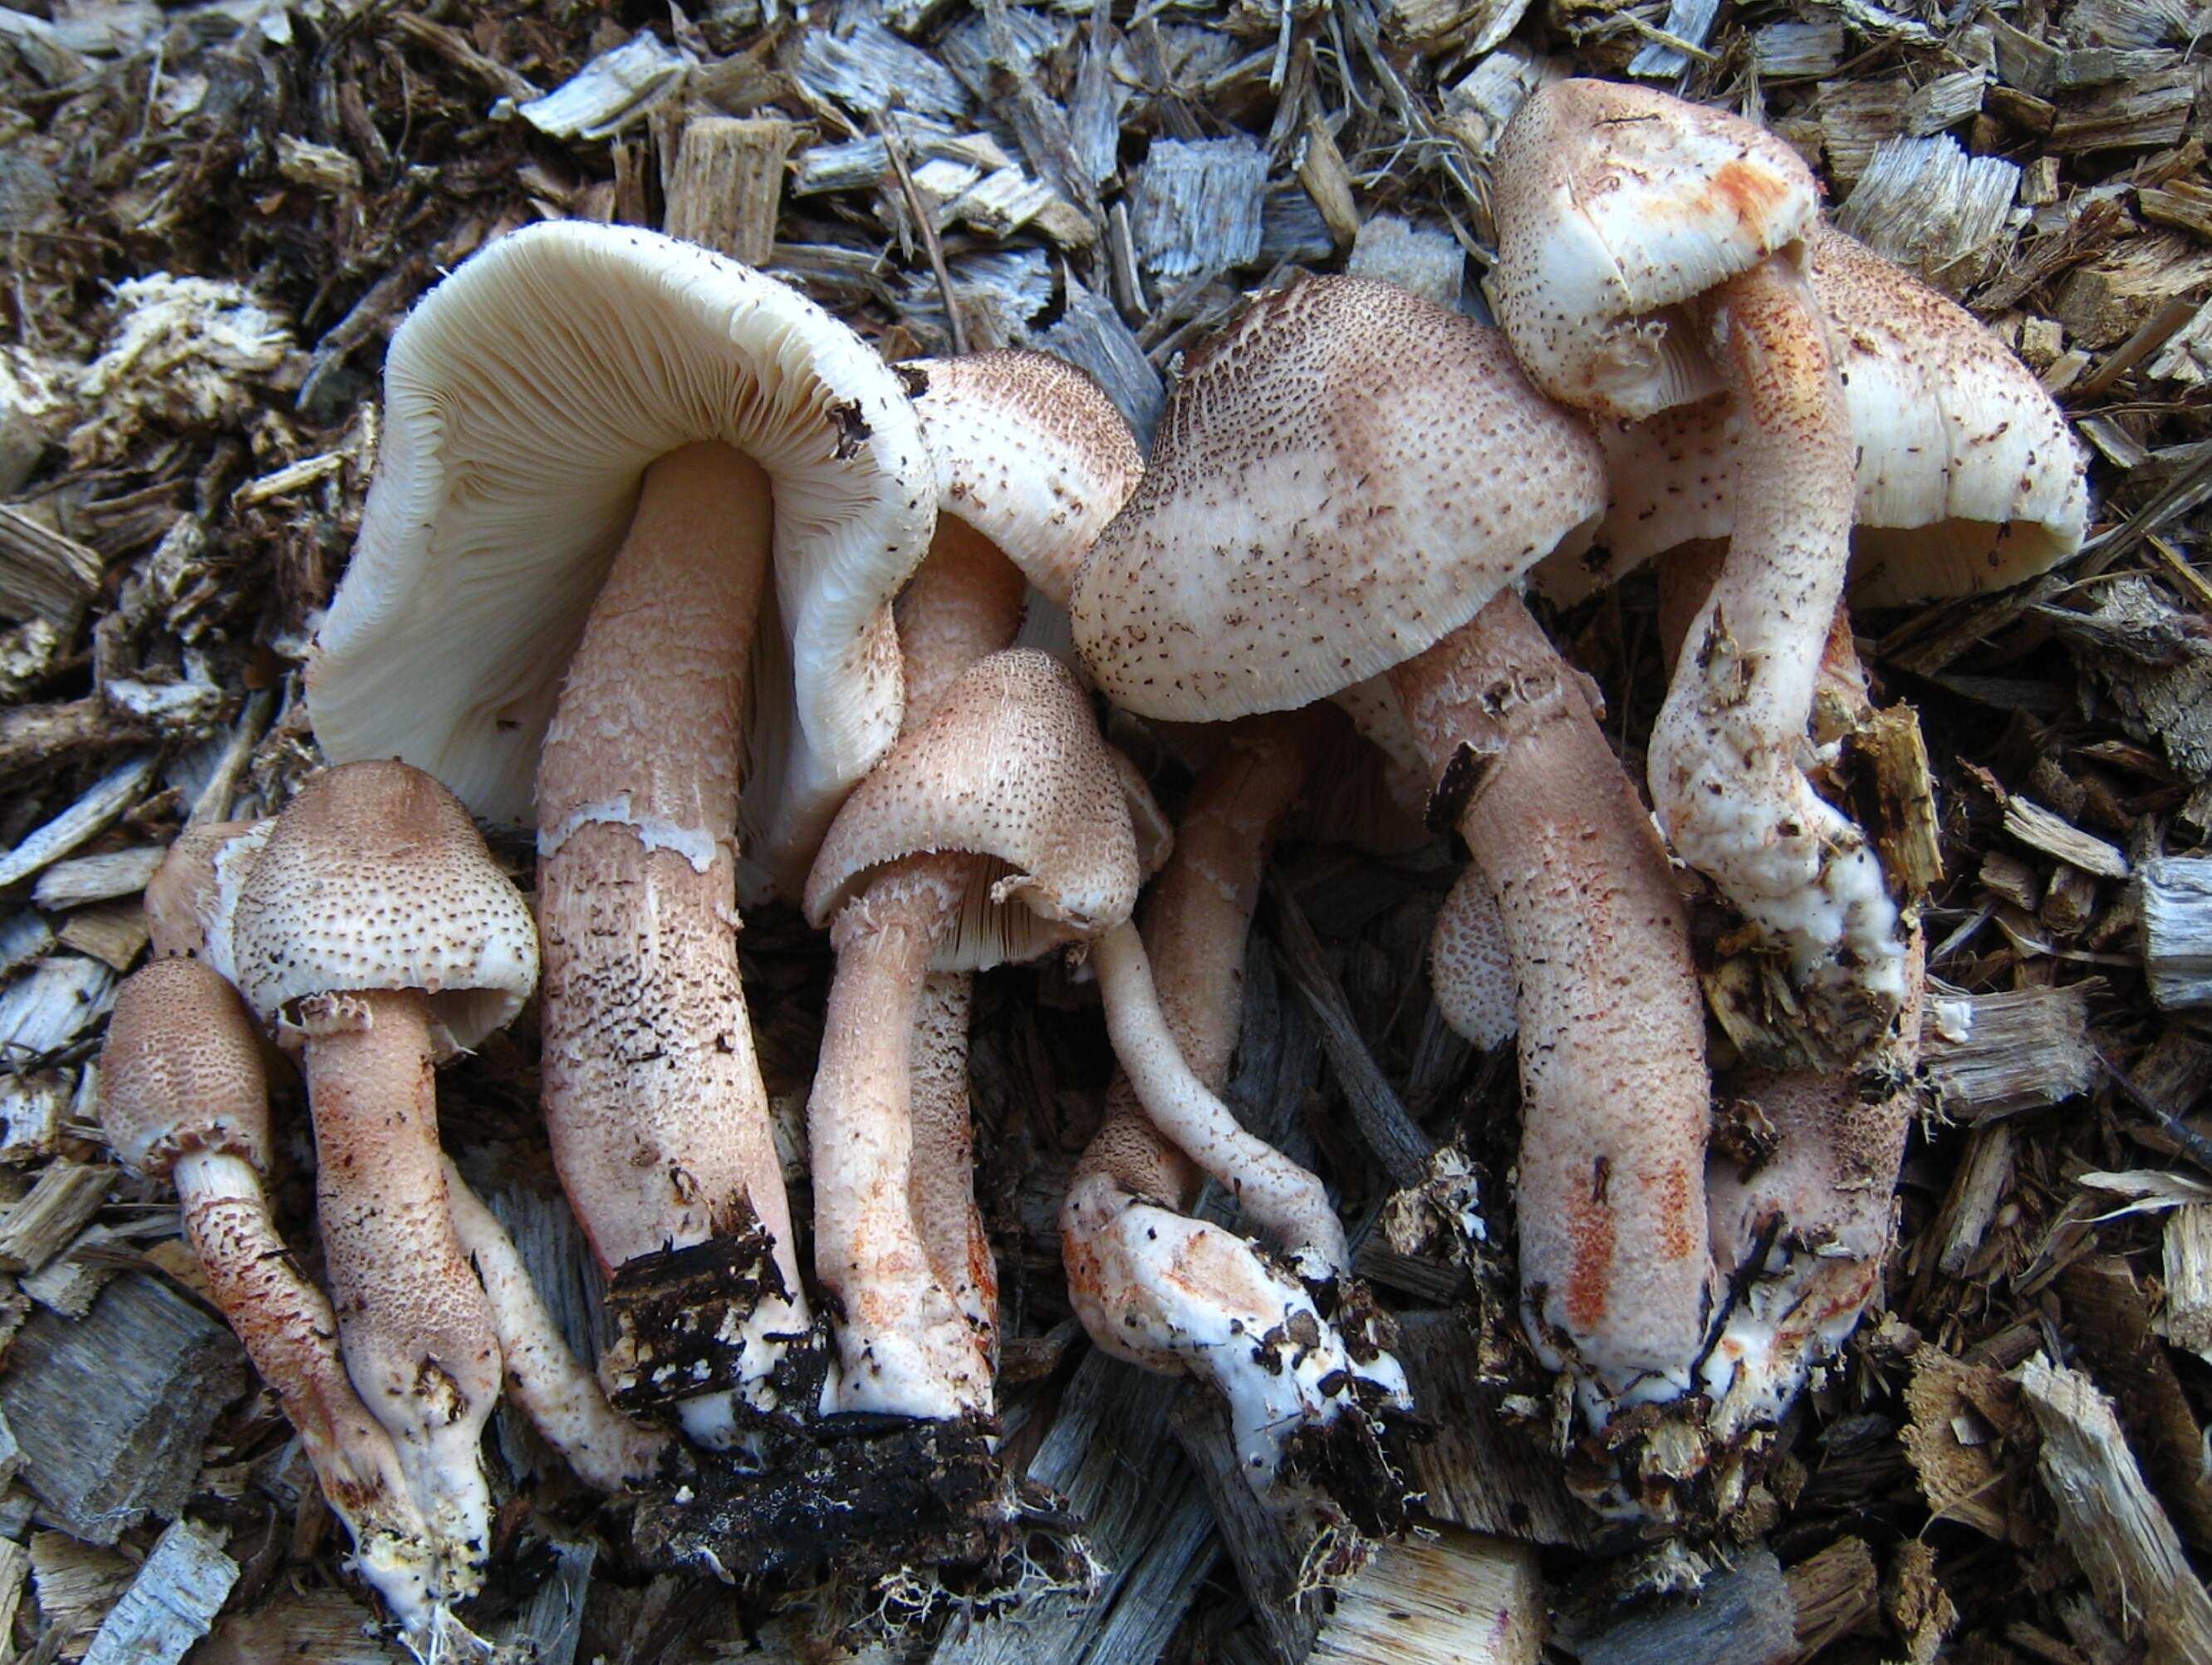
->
<box><xmin>908</xmin><ymin>351</ymin><xmax>1144</xmax><ymax>608</ymax></box>
<box><xmin>1489</xmin><ymin>78</ymin><xmax>1819</xmax><ymax>422</ymax></box>
<box><xmin>229</xmin><ymin>761</ymin><xmax>539</xmax><ymax>1056</ymax></box>
<box><xmin>804</xmin><ymin>648</ymin><xmax>1143</xmax><ymax>970</ymax></box>
<box><xmin>306</xmin><ymin>221</ymin><xmax>935</xmax><ymax>891</ymax></box>
<box><xmin>1545</xmin><ymin>227</ymin><xmax>2089</xmax><ymax>606</ymax></box>
<box><xmin>1072</xmin><ymin>275</ymin><xmax>1607</xmax><ymax>721</ymax></box>
<box><xmin>144</xmin><ymin>818</ymin><xmax>273</xmax><ymax>974</ymax></box>
<box><xmin>1813</xmin><ymin>225</ymin><xmax>2088</xmax><ymax>606</ymax></box>
<box><xmin>99</xmin><ymin>956</ymin><xmax>270</xmax><ymax>1180</ymax></box>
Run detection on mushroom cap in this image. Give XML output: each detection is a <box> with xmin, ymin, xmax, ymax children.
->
<box><xmin>229</xmin><ymin>761</ymin><xmax>539</xmax><ymax>1056</ymax></box>
<box><xmin>99</xmin><ymin>956</ymin><xmax>270</xmax><ymax>1181</ymax></box>
<box><xmin>1540</xmin><ymin>227</ymin><xmax>2088</xmax><ymax>606</ymax></box>
<box><xmin>1489</xmin><ymin>78</ymin><xmax>1820</xmax><ymax>422</ymax></box>
<box><xmin>305</xmin><ymin>221</ymin><xmax>935</xmax><ymax>891</ymax></box>
<box><xmin>1071</xmin><ymin>275</ymin><xmax>1607</xmax><ymax>723</ymax></box>
<box><xmin>144</xmin><ymin>818</ymin><xmax>273</xmax><ymax>976</ymax></box>
<box><xmin>907</xmin><ymin>351</ymin><xmax>1144</xmax><ymax>608</ymax></box>
<box><xmin>1813</xmin><ymin>225</ymin><xmax>2088</xmax><ymax>606</ymax></box>
<box><xmin>804</xmin><ymin>648</ymin><xmax>1143</xmax><ymax>971</ymax></box>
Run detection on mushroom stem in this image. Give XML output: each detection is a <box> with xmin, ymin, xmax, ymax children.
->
<box><xmin>1650</xmin><ymin>255</ymin><xmax>1905</xmax><ymax>1052</ymax></box>
<box><xmin>812</xmin><ymin>856</ymin><xmax>992</xmax><ymax>1418</ymax></box>
<box><xmin>1064</xmin><ymin>720</ymin><xmax>1407</xmax><ymax>1510</ymax></box>
<box><xmin>171</xmin><ymin>1147</ymin><xmax>439</xmax><ymax>1633</ymax></box>
<box><xmin>1389</xmin><ymin>590</ymin><xmax>1713</xmax><ymax>1413</ymax></box>
<box><xmin>442</xmin><ymin>1166</ymin><xmax>670</xmax><ymax>1492</ymax></box>
<box><xmin>1089</xmin><ymin>913</ymin><xmax>1349</xmax><ymax>1275</ymax></box>
<box><xmin>896</xmin><ymin>517</ymin><xmax>1029</xmax><ymax>732</ymax></box>
<box><xmin>534</xmin><ymin>441</ymin><xmax>815</xmax><ymax>1427</ymax></box>
<box><xmin>297</xmin><ymin>987</ymin><xmax>502</xmax><ymax>1598</ymax></box>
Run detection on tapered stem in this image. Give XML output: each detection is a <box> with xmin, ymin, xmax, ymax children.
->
<box><xmin>1650</xmin><ymin>256</ymin><xmax>1905</xmax><ymax>1051</ymax></box>
<box><xmin>535</xmin><ymin>442</ymin><xmax>813</xmax><ymax>1421</ymax></box>
<box><xmin>812</xmin><ymin>857</ymin><xmax>991</xmax><ymax>1417</ymax></box>
<box><xmin>1391</xmin><ymin>591</ymin><xmax>1713</xmax><ymax>1408</ymax></box>
<box><xmin>301</xmin><ymin>988</ymin><xmax>500</xmax><ymax>1597</ymax></box>
<box><xmin>443</xmin><ymin>1166</ymin><xmax>669</xmax><ymax>1491</ymax></box>
<box><xmin>173</xmin><ymin>1147</ymin><xmax>438</xmax><ymax>1634</ymax></box>
<box><xmin>896</xmin><ymin>517</ymin><xmax>1029</xmax><ymax>735</ymax></box>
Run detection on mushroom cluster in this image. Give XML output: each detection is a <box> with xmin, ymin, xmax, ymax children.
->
<box><xmin>98</xmin><ymin>71</ymin><xmax>2091</xmax><ymax>1641</ymax></box>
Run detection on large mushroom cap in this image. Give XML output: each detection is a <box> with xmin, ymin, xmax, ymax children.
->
<box><xmin>99</xmin><ymin>956</ymin><xmax>270</xmax><ymax>1181</ymax></box>
<box><xmin>804</xmin><ymin>648</ymin><xmax>1143</xmax><ymax>970</ymax></box>
<box><xmin>1546</xmin><ymin>226</ymin><xmax>2089</xmax><ymax>607</ymax></box>
<box><xmin>907</xmin><ymin>351</ymin><xmax>1143</xmax><ymax>609</ymax></box>
<box><xmin>1489</xmin><ymin>78</ymin><xmax>1819</xmax><ymax>422</ymax></box>
<box><xmin>306</xmin><ymin>221</ymin><xmax>935</xmax><ymax>890</ymax></box>
<box><xmin>1071</xmin><ymin>275</ymin><xmax>1607</xmax><ymax>722</ymax></box>
<box><xmin>229</xmin><ymin>761</ymin><xmax>539</xmax><ymax>1055</ymax></box>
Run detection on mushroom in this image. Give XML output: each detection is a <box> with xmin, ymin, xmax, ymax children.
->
<box><xmin>1490</xmin><ymin>80</ymin><xmax>1904</xmax><ymax>1063</ymax></box>
<box><xmin>1071</xmin><ymin>275</ymin><xmax>1715</xmax><ymax>1427</ymax></box>
<box><xmin>304</xmin><ymin>223</ymin><xmax>937</xmax><ymax>1440</ymax></box>
<box><xmin>1062</xmin><ymin>713</ymin><xmax>1409</xmax><ymax>1534</ymax></box>
<box><xmin>226</xmin><ymin>759</ymin><xmax>538</xmax><ymax>1604</ymax></box>
<box><xmin>890</xmin><ymin>351</ymin><xmax>1144</xmax><ymax>1373</ymax></box>
<box><xmin>97</xmin><ymin>956</ymin><xmax>443</xmax><ymax>1645</ymax></box>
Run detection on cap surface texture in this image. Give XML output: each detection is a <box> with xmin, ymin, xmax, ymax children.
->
<box><xmin>99</xmin><ymin>955</ymin><xmax>272</xmax><ymax>1179</ymax></box>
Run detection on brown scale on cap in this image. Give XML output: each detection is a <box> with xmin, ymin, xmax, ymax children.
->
<box><xmin>1072</xmin><ymin>274</ymin><xmax>1715</xmax><ymax>1433</ymax></box>
<box><xmin>99</xmin><ymin>957</ymin><xmax>444</xmax><ymax>1642</ymax></box>
<box><xmin>229</xmin><ymin>760</ymin><xmax>534</xmax><ymax>1608</ymax></box>
<box><xmin>1491</xmin><ymin>80</ymin><xmax>1910</xmax><ymax>1070</ymax></box>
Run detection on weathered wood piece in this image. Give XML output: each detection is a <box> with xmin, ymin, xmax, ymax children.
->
<box><xmin>1920</xmin><ymin>985</ymin><xmax>2097</xmax><ymax>1117</ymax></box>
<box><xmin>2141</xmin><ymin>856</ymin><xmax>2212</xmax><ymax>1009</ymax></box>
<box><xmin>56</xmin><ymin>902</ymin><xmax>150</xmax><ymax>971</ymax></box>
<box><xmin>1170</xmin><ymin>1392</ymin><xmax>1322</xmax><ymax>1665</ymax></box>
<box><xmin>1933</xmin><ymin>1122</ymin><xmax>2013</xmax><ymax>1278</ymax></box>
<box><xmin>196</xmin><ymin>1589</ymin><xmax>403</xmax><ymax>1664</ymax></box>
<box><xmin>28</xmin><ymin>1530</ymin><xmax>133</xmax><ymax>1659</ymax></box>
<box><xmin>0</xmin><ymin>755</ymin><xmax>157</xmax><ymax>891</ymax></box>
<box><xmin>0</xmin><ymin>1535</ymin><xmax>27</xmax><ymax>1652</ymax></box>
<box><xmin>0</xmin><ymin>1068</ymin><xmax>69</xmax><ymax>1164</ymax></box>
<box><xmin>0</xmin><ymin>1273</ymin><xmax>248</xmax><ymax>1544</ymax></box>
<box><xmin>1786</xmin><ymin>1536</ymin><xmax>1881</xmax><ymax>1658</ymax></box>
<box><xmin>2002</xmin><ymin>798</ymin><xmax>2128</xmax><ymax>880</ymax></box>
<box><xmin>79</xmin><ymin>1516</ymin><xmax>238</xmax><ymax>1665</ymax></box>
<box><xmin>32</xmin><ymin>847</ymin><xmax>163</xmax><ymax>911</ymax></box>
<box><xmin>0</xmin><ymin>952</ymin><xmax>118</xmax><ymax>1054</ymax></box>
<box><xmin>1129</xmin><ymin>137</ymin><xmax>1268</xmax><ymax>279</ymax></box>
<box><xmin>0</xmin><ymin>700</ymin><xmax>150</xmax><ymax>781</ymax></box>
<box><xmin>2162</xmin><ymin>1204</ymin><xmax>2212</xmax><ymax>1363</ymax></box>
<box><xmin>796</xmin><ymin>17</ymin><xmax>970</xmax><ymax>123</ymax></box>
<box><xmin>664</xmin><ymin>116</ymin><xmax>796</xmax><ymax>266</ymax></box>
<box><xmin>0</xmin><ymin>505</ymin><xmax>101</xmax><ymax>626</ymax></box>
<box><xmin>511</xmin><ymin>33</ymin><xmax>694</xmax><ymax>140</ymax></box>
<box><xmin>1835</xmin><ymin>135</ymin><xmax>2017</xmax><ymax>292</ymax></box>
<box><xmin>2017</xmin><ymin>1355</ymin><xmax>2212</xmax><ymax>1663</ymax></box>
<box><xmin>1312</xmin><ymin>1529</ymin><xmax>1545</xmax><ymax>1663</ymax></box>
<box><xmin>1555</xmin><ymin>1545</ymin><xmax>1796</xmax><ymax>1665</ymax></box>
<box><xmin>1394</xmin><ymin>1312</ymin><xmax>1596</xmax><ymax>1547</ymax></box>
<box><xmin>0</xmin><ymin>1161</ymin><xmax>115</xmax><ymax>1272</ymax></box>
<box><xmin>496</xmin><ymin>1540</ymin><xmax>596</xmax><ymax>1665</ymax></box>
<box><xmin>1039</xmin><ymin>278</ymin><xmax>1165</xmax><ymax>446</ymax></box>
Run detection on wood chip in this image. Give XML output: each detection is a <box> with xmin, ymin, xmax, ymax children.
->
<box><xmin>2161</xmin><ymin>1205</ymin><xmax>2212</xmax><ymax>1364</ymax></box>
<box><xmin>2002</xmin><ymin>798</ymin><xmax>2129</xmax><ymax>879</ymax></box>
<box><xmin>0</xmin><ymin>755</ymin><xmax>158</xmax><ymax>891</ymax></box>
<box><xmin>0</xmin><ymin>1274</ymin><xmax>248</xmax><ymax>1544</ymax></box>
<box><xmin>1129</xmin><ymin>136</ymin><xmax>1268</xmax><ymax>280</ymax></box>
<box><xmin>1786</xmin><ymin>1536</ymin><xmax>1882</xmax><ymax>1657</ymax></box>
<box><xmin>1312</xmin><ymin>1530</ymin><xmax>1545</xmax><ymax>1663</ymax></box>
<box><xmin>1556</xmin><ymin>1545</ymin><xmax>1796</xmax><ymax>1665</ymax></box>
<box><xmin>2141</xmin><ymin>856</ymin><xmax>2212</xmax><ymax>1009</ymax></box>
<box><xmin>2017</xmin><ymin>1354</ymin><xmax>2212</xmax><ymax>1663</ymax></box>
<box><xmin>0</xmin><ymin>504</ymin><xmax>102</xmax><ymax>627</ymax></box>
<box><xmin>1904</xmin><ymin>1345</ymin><xmax>2023</xmax><ymax>1539</ymax></box>
<box><xmin>510</xmin><ymin>33</ymin><xmax>695</xmax><ymax>140</ymax></box>
<box><xmin>1921</xmin><ymin>985</ymin><xmax>2097</xmax><ymax>1117</ymax></box>
<box><xmin>0</xmin><ymin>1068</ymin><xmax>68</xmax><ymax>1165</ymax></box>
<box><xmin>2049</xmin><ymin>68</ymin><xmax>2197</xmax><ymax>154</ymax></box>
<box><xmin>79</xmin><ymin>1516</ymin><xmax>237</xmax><ymax>1665</ymax></box>
<box><xmin>1836</xmin><ymin>135</ymin><xmax>2018</xmax><ymax>292</ymax></box>
<box><xmin>195</xmin><ymin>1590</ymin><xmax>403</xmax><ymax>1665</ymax></box>
<box><xmin>31</xmin><ymin>846</ymin><xmax>163</xmax><ymax>911</ymax></box>
<box><xmin>28</xmin><ymin>1530</ymin><xmax>133</xmax><ymax>1661</ymax></box>
<box><xmin>1934</xmin><ymin>1122</ymin><xmax>2014</xmax><ymax>1278</ymax></box>
<box><xmin>0</xmin><ymin>1161</ymin><xmax>114</xmax><ymax>1273</ymax></box>
<box><xmin>664</xmin><ymin>115</ymin><xmax>796</xmax><ymax>266</ymax></box>
<box><xmin>0</xmin><ymin>952</ymin><xmax>118</xmax><ymax>1055</ymax></box>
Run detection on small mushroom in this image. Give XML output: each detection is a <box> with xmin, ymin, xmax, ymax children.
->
<box><xmin>307</xmin><ymin>223</ymin><xmax>939</xmax><ymax>1439</ymax></box>
<box><xmin>1072</xmin><ymin>275</ymin><xmax>1715</xmax><ymax>1427</ymax></box>
<box><xmin>1062</xmin><ymin>715</ymin><xmax>1409</xmax><ymax>1533</ymax></box>
<box><xmin>98</xmin><ymin>956</ymin><xmax>442</xmax><ymax>1644</ymax></box>
<box><xmin>227</xmin><ymin>759</ymin><xmax>538</xmax><ymax>1604</ymax></box>
<box><xmin>1491</xmin><ymin>81</ymin><xmax>1901</xmax><ymax>1061</ymax></box>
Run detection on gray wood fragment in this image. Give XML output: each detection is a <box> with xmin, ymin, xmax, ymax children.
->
<box><xmin>797</xmin><ymin>18</ymin><xmax>972</xmax><ymax>123</ymax></box>
<box><xmin>1313</xmin><ymin>1530</ymin><xmax>1546</xmax><ymax>1663</ymax></box>
<box><xmin>1935</xmin><ymin>1123</ymin><xmax>2013</xmax><ymax>1278</ymax></box>
<box><xmin>1627</xmin><ymin>0</ymin><xmax>1720</xmax><ymax>77</ymax></box>
<box><xmin>0</xmin><ymin>911</ymin><xmax>53</xmax><ymax>980</ymax></box>
<box><xmin>0</xmin><ymin>504</ymin><xmax>102</xmax><ymax>627</ymax></box>
<box><xmin>0</xmin><ymin>1535</ymin><xmax>27</xmax><ymax>1650</ymax></box>
<box><xmin>2143</xmin><ymin>857</ymin><xmax>2212</xmax><ymax>1009</ymax></box>
<box><xmin>0</xmin><ymin>755</ymin><xmax>157</xmax><ymax>891</ymax></box>
<box><xmin>0</xmin><ymin>1161</ymin><xmax>115</xmax><ymax>1273</ymax></box>
<box><xmin>2161</xmin><ymin>1205</ymin><xmax>2212</xmax><ymax>1363</ymax></box>
<box><xmin>1039</xmin><ymin>278</ymin><xmax>1166</xmax><ymax>447</ymax></box>
<box><xmin>495</xmin><ymin>1540</ymin><xmax>596</xmax><ymax>1665</ymax></box>
<box><xmin>0</xmin><ymin>952</ymin><xmax>117</xmax><ymax>1055</ymax></box>
<box><xmin>1902</xmin><ymin>70</ymin><xmax>1989</xmax><ymax>135</ymax></box>
<box><xmin>1753</xmin><ymin>20</ymin><xmax>1844</xmax><ymax>76</ymax></box>
<box><xmin>194</xmin><ymin>1589</ymin><xmax>402</xmax><ymax>1664</ymax></box>
<box><xmin>32</xmin><ymin>846</ymin><xmax>163</xmax><ymax>911</ymax></box>
<box><xmin>1130</xmin><ymin>137</ymin><xmax>1268</xmax><ymax>280</ymax></box>
<box><xmin>1170</xmin><ymin>1395</ymin><xmax>1325</xmax><ymax>1663</ymax></box>
<box><xmin>27</xmin><ymin>1530</ymin><xmax>132</xmax><ymax>1658</ymax></box>
<box><xmin>0</xmin><ymin>1405</ymin><xmax>17</xmax><ymax>1491</ymax></box>
<box><xmin>665</xmin><ymin>116</ymin><xmax>797</xmax><ymax>266</ymax></box>
<box><xmin>1921</xmin><ymin>985</ymin><xmax>2097</xmax><ymax>1117</ymax></box>
<box><xmin>79</xmin><ymin>1516</ymin><xmax>237</xmax><ymax>1665</ymax></box>
<box><xmin>2018</xmin><ymin>1355</ymin><xmax>2212</xmax><ymax>1663</ymax></box>
<box><xmin>23</xmin><ymin>1222</ymin><xmax>130</xmax><ymax>1317</ymax></box>
<box><xmin>2003</xmin><ymin>797</ymin><xmax>2129</xmax><ymax>879</ymax></box>
<box><xmin>2050</xmin><ymin>68</ymin><xmax>2196</xmax><ymax>153</ymax></box>
<box><xmin>1346</xmin><ymin>215</ymin><xmax>1465</xmax><ymax>309</ymax></box>
<box><xmin>0</xmin><ymin>1068</ymin><xmax>69</xmax><ymax>1164</ymax></box>
<box><xmin>510</xmin><ymin>33</ymin><xmax>696</xmax><ymax>140</ymax></box>
<box><xmin>1835</xmin><ymin>136</ymin><xmax>2018</xmax><ymax>293</ymax></box>
<box><xmin>0</xmin><ymin>1273</ymin><xmax>248</xmax><ymax>1544</ymax></box>
<box><xmin>1255</xmin><ymin>184</ymin><xmax>1334</xmax><ymax>268</ymax></box>
<box><xmin>1557</xmin><ymin>1545</ymin><xmax>1796</xmax><ymax>1665</ymax></box>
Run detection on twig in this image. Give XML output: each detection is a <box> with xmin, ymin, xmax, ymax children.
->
<box><xmin>879</xmin><ymin>110</ymin><xmax>969</xmax><ymax>356</ymax></box>
<box><xmin>2099</xmin><ymin>1050</ymin><xmax>2212</xmax><ymax>1181</ymax></box>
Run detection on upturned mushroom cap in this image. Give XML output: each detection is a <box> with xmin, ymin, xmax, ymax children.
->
<box><xmin>1489</xmin><ymin>78</ymin><xmax>1820</xmax><ymax>422</ymax></box>
<box><xmin>804</xmin><ymin>647</ymin><xmax>1145</xmax><ymax>970</ymax></box>
<box><xmin>1072</xmin><ymin>276</ymin><xmax>1607</xmax><ymax>722</ymax></box>
<box><xmin>306</xmin><ymin>221</ymin><xmax>935</xmax><ymax>889</ymax></box>
<box><xmin>229</xmin><ymin>761</ymin><xmax>538</xmax><ymax>1056</ymax></box>
<box><xmin>99</xmin><ymin>956</ymin><xmax>270</xmax><ymax>1180</ymax></box>
<box><xmin>907</xmin><ymin>351</ymin><xmax>1144</xmax><ymax>608</ymax></box>
<box><xmin>1542</xmin><ymin>227</ymin><xmax>2089</xmax><ymax>607</ymax></box>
